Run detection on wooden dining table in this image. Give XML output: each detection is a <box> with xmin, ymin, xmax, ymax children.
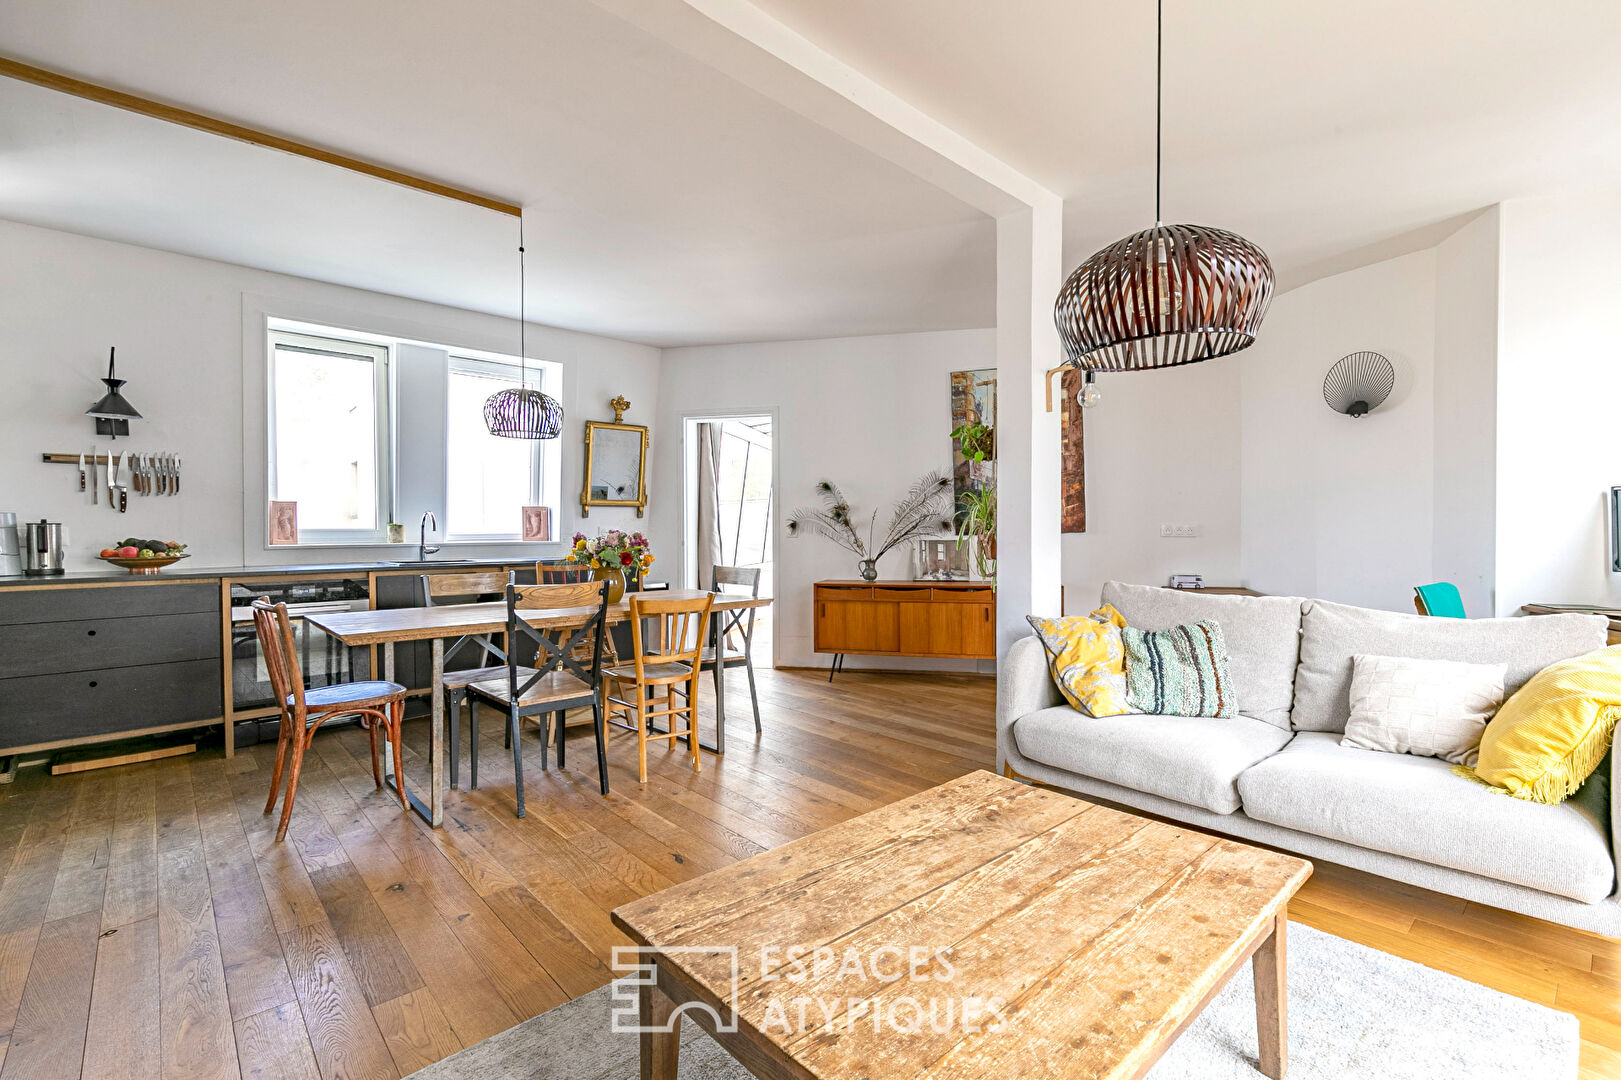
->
<box><xmin>304</xmin><ymin>588</ymin><xmax>772</xmax><ymax>827</ymax></box>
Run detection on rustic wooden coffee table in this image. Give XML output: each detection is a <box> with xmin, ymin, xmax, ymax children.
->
<box><xmin>611</xmin><ymin>770</ymin><xmax>1311</xmax><ymax>1080</ymax></box>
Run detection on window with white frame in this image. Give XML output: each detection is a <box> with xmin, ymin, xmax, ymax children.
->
<box><xmin>267</xmin><ymin>328</ymin><xmax>392</xmax><ymax>543</ymax></box>
<box><xmin>444</xmin><ymin>354</ymin><xmax>552</xmax><ymax>540</ymax></box>
<box><xmin>265</xmin><ymin>320</ymin><xmax>562</xmax><ymax>547</ymax></box>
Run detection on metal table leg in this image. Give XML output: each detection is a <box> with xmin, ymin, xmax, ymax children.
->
<box><xmin>711</xmin><ymin>612</ymin><xmax>726</xmax><ymax>755</ymax></box>
<box><xmin>382</xmin><ymin>642</ymin><xmax>396</xmax><ymax>782</ymax></box>
<box><xmin>428</xmin><ymin>638</ymin><xmax>444</xmax><ymax>827</ymax></box>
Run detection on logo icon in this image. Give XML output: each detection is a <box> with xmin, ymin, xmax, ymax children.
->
<box><xmin>611</xmin><ymin>946</ymin><xmax>740</xmax><ymax>1034</ymax></box>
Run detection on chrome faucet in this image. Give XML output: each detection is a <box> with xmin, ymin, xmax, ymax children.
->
<box><xmin>419</xmin><ymin>511</ymin><xmax>440</xmax><ymax>561</ymax></box>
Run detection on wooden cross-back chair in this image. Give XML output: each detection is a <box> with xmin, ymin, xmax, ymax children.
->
<box><xmin>702</xmin><ymin>565</ymin><xmax>763</xmax><ymax>732</ymax></box>
<box><xmin>421</xmin><ymin>570</ymin><xmax>523</xmax><ymax>790</ymax></box>
<box><xmin>466</xmin><ymin>581</ymin><xmax>613</xmax><ymax>814</ymax></box>
<box><xmin>252</xmin><ymin>598</ymin><xmax>407</xmax><ymax>842</ymax></box>
<box><xmin>602</xmin><ymin>593</ymin><xmax>714</xmax><ymax>783</ymax></box>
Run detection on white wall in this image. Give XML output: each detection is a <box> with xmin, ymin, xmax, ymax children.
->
<box><xmin>1058</xmin><ymin>361</ymin><xmax>1243</xmax><ymax>612</ymax></box>
<box><xmin>0</xmin><ymin>219</ymin><xmax>659</xmax><ymax>572</ymax></box>
<box><xmin>1240</xmin><ymin>249</ymin><xmax>1439</xmax><ymax>610</ymax></box>
<box><xmin>651</xmin><ymin>330</ymin><xmax>995</xmax><ymax>672</ymax></box>
<box><xmin>1433</xmin><ymin>208</ymin><xmax>1501</xmax><ymax>616</ymax></box>
<box><xmin>1496</xmin><ymin>187</ymin><xmax>1621</xmax><ymax>616</ymax></box>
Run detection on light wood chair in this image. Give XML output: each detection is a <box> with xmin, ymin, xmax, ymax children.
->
<box><xmin>252</xmin><ymin>597</ymin><xmax>407</xmax><ymax>842</ymax></box>
<box><xmin>602</xmin><ymin>592</ymin><xmax>714</xmax><ymax>783</ymax></box>
<box><xmin>466</xmin><ymin>581</ymin><xmax>613</xmax><ymax>814</ymax></box>
<box><xmin>420</xmin><ymin>570</ymin><xmax>525</xmax><ymax>790</ymax></box>
<box><xmin>700</xmin><ymin>565</ymin><xmax>763</xmax><ymax>732</ymax></box>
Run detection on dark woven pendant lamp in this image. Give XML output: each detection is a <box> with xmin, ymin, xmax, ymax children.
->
<box><xmin>1054</xmin><ymin>0</ymin><xmax>1274</xmax><ymax>373</ymax></box>
<box><xmin>485</xmin><ymin>219</ymin><xmax>564</xmax><ymax>439</ymax></box>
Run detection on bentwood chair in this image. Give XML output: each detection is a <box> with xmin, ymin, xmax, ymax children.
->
<box><xmin>602</xmin><ymin>593</ymin><xmax>713</xmax><ymax>783</ymax></box>
<box><xmin>700</xmin><ymin>565</ymin><xmax>763</xmax><ymax>732</ymax></box>
<box><xmin>466</xmin><ymin>581</ymin><xmax>612</xmax><ymax>813</ymax></box>
<box><xmin>1414</xmin><ymin>582</ymin><xmax>1467</xmax><ymax>618</ymax></box>
<box><xmin>252</xmin><ymin>598</ymin><xmax>408</xmax><ymax>842</ymax></box>
<box><xmin>421</xmin><ymin>570</ymin><xmax>525</xmax><ymax>789</ymax></box>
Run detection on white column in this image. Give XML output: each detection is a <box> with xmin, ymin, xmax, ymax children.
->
<box><xmin>995</xmin><ymin>201</ymin><xmax>1065</xmax><ymax>658</ymax></box>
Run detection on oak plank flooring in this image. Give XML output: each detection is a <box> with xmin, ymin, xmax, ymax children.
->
<box><xmin>0</xmin><ymin>666</ymin><xmax>1616</xmax><ymax>1077</ymax></box>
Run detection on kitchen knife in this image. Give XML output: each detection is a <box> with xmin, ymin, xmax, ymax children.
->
<box><xmin>90</xmin><ymin>444</ymin><xmax>98</xmax><ymax>503</ymax></box>
<box><xmin>117</xmin><ymin>454</ymin><xmax>129</xmax><ymax>513</ymax></box>
<box><xmin>134</xmin><ymin>453</ymin><xmax>144</xmax><ymax>495</ymax></box>
<box><xmin>172</xmin><ymin>453</ymin><xmax>181</xmax><ymax>495</ymax></box>
<box><xmin>78</xmin><ymin>453</ymin><xmax>86</xmax><ymax>494</ymax></box>
<box><xmin>107</xmin><ymin>451</ymin><xmax>116</xmax><ymax>508</ymax></box>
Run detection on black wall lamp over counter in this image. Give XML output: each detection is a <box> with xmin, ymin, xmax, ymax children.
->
<box><xmin>86</xmin><ymin>346</ymin><xmax>142</xmax><ymax>438</ymax></box>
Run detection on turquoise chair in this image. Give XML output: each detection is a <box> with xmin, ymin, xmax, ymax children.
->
<box><xmin>1414</xmin><ymin>582</ymin><xmax>1466</xmax><ymax>618</ymax></box>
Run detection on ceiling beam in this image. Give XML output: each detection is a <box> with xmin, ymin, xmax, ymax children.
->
<box><xmin>0</xmin><ymin>54</ymin><xmax>522</xmax><ymax>218</ymax></box>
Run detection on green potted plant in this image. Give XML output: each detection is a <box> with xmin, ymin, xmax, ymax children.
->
<box><xmin>956</xmin><ymin>481</ymin><xmax>996</xmax><ymax>583</ymax></box>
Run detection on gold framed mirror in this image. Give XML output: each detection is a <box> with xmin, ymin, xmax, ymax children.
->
<box><xmin>581</xmin><ymin>396</ymin><xmax>648</xmax><ymax>517</ymax></box>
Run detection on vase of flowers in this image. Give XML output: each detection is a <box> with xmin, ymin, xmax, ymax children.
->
<box><xmin>567</xmin><ymin>530</ymin><xmax>654</xmax><ymax>602</ymax></box>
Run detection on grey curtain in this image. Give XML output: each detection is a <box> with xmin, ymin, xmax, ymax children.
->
<box><xmin>695</xmin><ymin>422</ymin><xmax>724</xmax><ymax>589</ymax></box>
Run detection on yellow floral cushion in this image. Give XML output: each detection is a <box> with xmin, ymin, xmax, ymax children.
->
<box><xmin>1463</xmin><ymin>645</ymin><xmax>1621</xmax><ymax>804</ymax></box>
<box><xmin>1026</xmin><ymin>606</ymin><xmax>1140</xmax><ymax>718</ymax></box>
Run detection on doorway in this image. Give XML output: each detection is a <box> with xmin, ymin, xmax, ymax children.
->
<box><xmin>684</xmin><ymin>413</ymin><xmax>776</xmax><ymax>665</ymax></box>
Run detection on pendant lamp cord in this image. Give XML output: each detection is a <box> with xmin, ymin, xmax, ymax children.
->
<box><xmin>1154</xmin><ymin>0</ymin><xmax>1163</xmax><ymax>225</ymax></box>
<box><xmin>518</xmin><ymin>218</ymin><xmax>527</xmax><ymax>388</ymax></box>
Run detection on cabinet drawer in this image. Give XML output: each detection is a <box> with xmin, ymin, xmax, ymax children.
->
<box><xmin>0</xmin><ymin>581</ymin><xmax>218</xmax><ymax>625</ymax></box>
<box><xmin>0</xmin><ymin>612</ymin><xmax>220</xmax><ymax>678</ymax></box>
<box><xmin>872</xmin><ymin>587</ymin><xmax>930</xmax><ymax>602</ymax></box>
<box><xmin>816</xmin><ymin>585</ymin><xmax>873</xmax><ymax>602</ymax></box>
<box><xmin>0</xmin><ymin>658</ymin><xmax>222</xmax><ymax>749</ymax></box>
<box><xmin>930</xmin><ymin>587</ymin><xmax>994</xmax><ymax>603</ymax></box>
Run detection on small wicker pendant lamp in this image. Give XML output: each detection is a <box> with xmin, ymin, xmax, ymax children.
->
<box><xmin>485</xmin><ymin>218</ymin><xmax>564</xmax><ymax>439</ymax></box>
<box><xmin>1054</xmin><ymin>0</ymin><xmax>1274</xmax><ymax>373</ymax></box>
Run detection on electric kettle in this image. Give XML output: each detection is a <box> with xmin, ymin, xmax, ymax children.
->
<box><xmin>22</xmin><ymin>519</ymin><xmax>66</xmax><ymax>576</ymax></box>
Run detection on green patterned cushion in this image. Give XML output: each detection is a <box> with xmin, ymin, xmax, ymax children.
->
<box><xmin>1123</xmin><ymin>620</ymin><xmax>1237</xmax><ymax>718</ymax></box>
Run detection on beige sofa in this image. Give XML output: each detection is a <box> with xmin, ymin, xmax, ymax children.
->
<box><xmin>998</xmin><ymin>581</ymin><xmax>1619</xmax><ymax>935</ymax></box>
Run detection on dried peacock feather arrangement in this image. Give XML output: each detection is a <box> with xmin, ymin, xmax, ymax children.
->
<box><xmin>788</xmin><ymin>472</ymin><xmax>952</xmax><ymax>581</ymax></box>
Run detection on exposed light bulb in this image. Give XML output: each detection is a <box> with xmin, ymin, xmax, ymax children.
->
<box><xmin>1079</xmin><ymin>371</ymin><xmax>1102</xmax><ymax>409</ymax></box>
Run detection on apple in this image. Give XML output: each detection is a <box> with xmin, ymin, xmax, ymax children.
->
<box><xmin>117</xmin><ymin>546</ymin><xmax>138</xmax><ymax>558</ymax></box>
<box><xmin>99</xmin><ymin>548</ymin><xmax>117</xmax><ymax>558</ymax></box>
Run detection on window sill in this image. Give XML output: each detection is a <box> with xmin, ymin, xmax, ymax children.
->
<box><xmin>261</xmin><ymin>539</ymin><xmax>563</xmax><ymax>552</ymax></box>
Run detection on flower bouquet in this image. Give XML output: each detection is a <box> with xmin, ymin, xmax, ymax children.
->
<box><xmin>567</xmin><ymin>530</ymin><xmax>654</xmax><ymax>601</ymax></box>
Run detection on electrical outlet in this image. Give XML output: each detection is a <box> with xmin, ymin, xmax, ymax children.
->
<box><xmin>1159</xmin><ymin>523</ymin><xmax>1203</xmax><ymax>538</ymax></box>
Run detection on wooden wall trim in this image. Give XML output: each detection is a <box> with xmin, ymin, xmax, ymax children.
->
<box><xmin>0</xmin><ymin>54</ymin><xmax>522</xmax><ymax>218</ymax></box>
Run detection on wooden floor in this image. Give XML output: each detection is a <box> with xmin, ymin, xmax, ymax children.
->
<box><xmin>0</xmin><ymin>665</ymin><xmax>1617</xmax><ymax>1079</ymax></box>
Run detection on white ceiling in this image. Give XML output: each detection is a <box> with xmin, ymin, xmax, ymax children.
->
<box><xmin>0</xmin><ymin>0</ymin><xmax>994</xmax><ymax>347</ymax></box>
<box><xmin>751</xmin><ymin>0</ymin><xmax>1621</xmax><ymax>289</ymax></box>
<box><xmin>3</xmin><ymin>1</ymin><xmax>1619</xmax><ymax>347</ymax></box>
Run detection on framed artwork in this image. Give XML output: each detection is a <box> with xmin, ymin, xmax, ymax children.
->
<box><xmin>268</xmin><ymin>501</ymin><xmax>299</xmax><ymax>545</ymax></box>
<box><xmin>950</xmin><ymin>368</ymin><xmax>996</xmax><ymax>529</ymax></box>
<box><xmin>1060</xmin><ymin>368</ymin><xmax>1087</xmax><ymax>533</ymax></box>
<box><xmin>521</xmin><ymin>505</ymin><xmax>552</xmax><ymax>543</ymax></box>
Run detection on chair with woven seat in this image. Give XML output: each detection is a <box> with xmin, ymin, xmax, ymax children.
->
<box><xmin>466</xmin><ymin>580</ymin><xmax>612</xmax><ymax>814</ymax></box>
<box><xmin>253</xmin><ymin>597</ymin><xmax>407</xmax><ymax>842</ymax></box>
<box><xmin>420</xmin><ymin>570</ymin><xmax>524</xmax><ymax>790</ymax></box>
<box><xmin>698</xmin><ymin>565</ymin><xmax>763</xmax><ymax>733</ymax></box>
<box><xmin>602</xmin><ymin>592</ymin><xmax>713</xmax><ymax>783</ymax></box>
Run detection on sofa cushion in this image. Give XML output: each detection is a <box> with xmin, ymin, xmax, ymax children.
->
<box><xmin>1291</xmin><ymin>599</ymin><xmax>1608</xmax><ymax>733</ymax></box>
<box><xmin>1237</xmin><ymin>732</ymin><xmax>1615</xmax><ymax>903</ymax></box>
<box><xmin>1013</xmin><ymin>705</ymin><xmax>1292</xmax><ymax>814</ymax></box>
<box><xmin>1101</xmin><ymin>581</ymin><xmax>1304</xmax><ymax>729</ymax></box>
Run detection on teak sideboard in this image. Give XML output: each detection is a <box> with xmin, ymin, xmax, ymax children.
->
<box><xmin>813</xmin><ymin>580</ymin><xmax>995</xmax><ymax>669</ymax></box>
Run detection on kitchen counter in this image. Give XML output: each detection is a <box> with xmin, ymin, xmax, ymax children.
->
<box><xmin>0</xmin><ymin>556</ymin><xmax>535</xmax><ymax>587</ymax></box>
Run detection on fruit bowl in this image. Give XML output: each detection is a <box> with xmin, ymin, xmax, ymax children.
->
<box><xmin>98</xmin><ymin>553</ymin><xmax>190</xmax><ymax>575</ymax></box>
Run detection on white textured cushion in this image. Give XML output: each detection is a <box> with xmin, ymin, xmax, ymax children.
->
<box><xmin>1341</xmin><ymin>654</ymin><xmax>1505</xmax><ymax>765</ymax></box>
<box><xmin>1237</xmin><ymin>733</ymin><xmax>1615</xmax><ymax>903</ymax></box>
<box><xmin>1012</xmin><ymin>704</ymin><xmax>1292</xmax><ymax>814</ymax></box>
<box><xmin>1101</xmin><ymin>581</ymin><xmax>1304</xmax><ymax>729</ymax></box>
<box><xmin>1291</xmin><ymin>600</ymin><xmax>1608</xmax><ymax>733</ymax></box>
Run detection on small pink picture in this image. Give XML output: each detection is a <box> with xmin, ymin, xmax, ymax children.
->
<box><xmin>269</xmin><ymin>501</ymin><xmax>299</xmax><ymax>545</ymax></box>
<box><xmin>521</xmin><ymin>506</ymin><xmax>552</xmax><ymax>543</ymax></box>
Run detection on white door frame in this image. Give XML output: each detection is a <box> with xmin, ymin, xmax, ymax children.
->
<box><xmin>681</xmin><ymin>407</ymin><xmax>781</xmax><ymax>669</ymax></box>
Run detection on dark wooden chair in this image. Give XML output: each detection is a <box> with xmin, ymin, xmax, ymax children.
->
<box><xmin>700</xmin><ymin>565</ymin><xmax>763</xmax><ymax>732</ymax></box>
<box><xmin>466</xmin><ymin>581</ymin><xmax>612</xmax><ymax>814</ymax></box>
<box><xmin>602</xmin><ymin>593</ymin><xmax>713</xmax><ymax>783</ymax></box>
<box><xmin>252</xmin><ymin>597</ymin><xmax>407</xmax><ymax>842</ymax></box>
<box><xmin>420</xmin><ymin>570</ymin><xmax>527</xmax><ymax>790</ymax></box>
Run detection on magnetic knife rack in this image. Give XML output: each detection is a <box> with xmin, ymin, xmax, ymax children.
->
<box><xmin>40</xmin><ymin>452</ymin><xmax>182</xmax><ymax>490</ymax></box>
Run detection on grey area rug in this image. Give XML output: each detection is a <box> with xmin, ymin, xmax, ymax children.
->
<box><xmin>407</xmin><ymin>923</ymin><xmax>1579</xmax><ymax>1079</ymax></box>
